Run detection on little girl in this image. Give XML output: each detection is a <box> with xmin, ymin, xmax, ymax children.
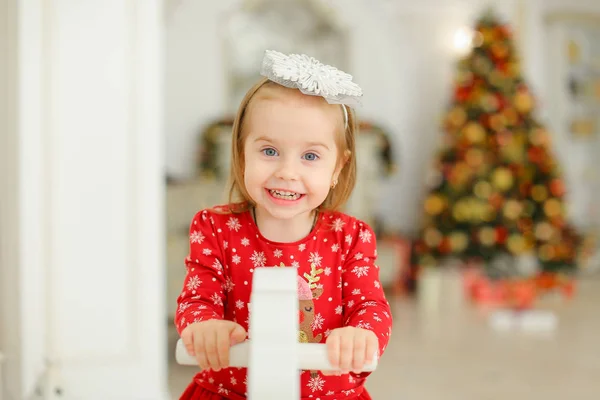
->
<box><xmin>175</xmin><ymin>50</ymin><xmax>393</xmax><ymax>400</ymax></box>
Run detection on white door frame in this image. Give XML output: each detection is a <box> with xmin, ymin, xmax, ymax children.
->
<box><xmin>1</xmin><ymin>1</ymin><xmax>169</xmax><ymax>398</ymax></box>
<box><xmin>1</xmin><ymin>1</ymin><xmax>48</xmax><ymax>398</ymax></box>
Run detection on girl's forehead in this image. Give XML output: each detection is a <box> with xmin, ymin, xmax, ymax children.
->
<box><xmin>246</xmin><ymin>95</ymin><xmax>342</xmax><ymax>134</ymax></box>
<box><xmin>246</xmin><ymin>119</ymin><xmax>338</xmax><ymax>149</ymax></box>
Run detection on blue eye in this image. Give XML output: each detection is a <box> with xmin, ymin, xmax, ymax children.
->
<box><xmin>303</xmin><ymin>152</ymin><xmax>319</xmax><ymax>161</ymax></box>
<box><xmin>262</xmin><ymin>148</ymin><xmax>278</xmax><ymax>157</ymax></box>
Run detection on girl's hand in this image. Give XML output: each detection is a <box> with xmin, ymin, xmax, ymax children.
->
<box><xmin>181</xmin><ymin>320</ymin><xmax>247</xmax><ymax>371</ymax></box>
<box><xmin>322</xmin><ymin>326</ymin><xmax>378</xmax><ymax>375</ymax></box>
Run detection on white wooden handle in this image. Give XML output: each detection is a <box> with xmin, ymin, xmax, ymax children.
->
<box><xmin>175</xmin><ymin>338</ymin><xmax>378</xmax><ymax>372</ymax></box>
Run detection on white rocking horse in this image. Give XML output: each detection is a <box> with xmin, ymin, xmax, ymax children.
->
<box><xmin>175</xmin><ymin>267</ymin><xmax>378</xmax><ymax>399</ymax></box>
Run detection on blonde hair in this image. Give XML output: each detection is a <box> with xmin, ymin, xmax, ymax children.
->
<box><xmin>226</xmin><ymin>77</ymin><xmax>357</xmax><ymax>213</ymax></box>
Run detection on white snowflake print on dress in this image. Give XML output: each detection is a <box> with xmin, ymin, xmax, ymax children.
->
<box><xmin>345</xmin><ymin>234</ymin><xmax>352</xmax><ymax>245</ymax></box>
<box><xmin>335</xmin><ymin>305</ymin><xmax>343</xmax><ymax>315</ymax></box>
<box><xmin>250</xmin><ymin>251</ymin><xmax>266</xmax><ymax>268</ymax></box>
<box><xmin>241</xmin><ymin>238</ymin><xmax>250</xmax><ymax>246</ymax></box>
<box><xmin>190</xmin><ymin>231</ymin><xmax>204</xmax><ymax>244</ymax></box>
<box><xmin>222</xmin><ymin>240</ymin><xmax>228</xmax><ymax>249</ymax></box>
<box><xmin>186</xmin><ymin>276</ymin><xmax>201</xmax><ymax>291</ymax></box>
<box><xmin>202</xmin><ymin>248</ymin><xmax>212</xmax><ymax>256</ymax></box>
<box><xmin>307</xmin><ymin>375</ymin><xmax>325</xmax><ymax>392</ymax></box>
<box><xmin>308</xmin><ymin>252</ymin><xmax>323</xmax><ymax>267</ymax></box>
<box><xmin>352</xmin><ymin>265</ymin><xmax>370</xmax><ymax>278</ymax></box>
<box><xmin>212</xmin><ymin>259</ymin><xmax>223</xmax><ymax>272</ymax></box>
<box><xmin>226</xmin><ymin>217</ymin><xmax>241</xmax><ymax>232</ymax></box>
<box><xmin>235</xmin><ymin>299</ymin><xmax>245</xmax><ymax>309</ymax></box>
<box><xmin>356</xmin><ymin>321</ymin><xmax>373</xmax><ymax>330</ymax></box>
<box><xmin>359</xmin><ymin>229</ymin><xmax>372</xmax><ymax>243</ymax></box>
<box><xmin>211</xmin><ymin>292</ymin><xmax>223</xmax><ymax>306</ymax></box>
<box><xmin>299</xmin><ymin>243</ymin><xmax>306</xmax><ymax>252</ymax></box>
<box><xmin>232</xmin><ymin>254</ymin><xmax>241</xmax><ymax>264</ymax></box>
<box><xmin>217</xmin><ymin>386</ymin><xmax>229</xmax><ymax>395</ymax></box>
<box><xmin>331</xmin><ymin>243</ymin><xmax>340</xmax><ymax>252</ymax></box>
<box><xmin>354</xmin><ymin>252</ymin><xmax>363</xmax><ymax>260</ymax></box>
<box><xmin>223</xmin><ymin>277</ymin><xmax>235</xmax><ymax>292</ymax></box>
<box><xmin>324</xmin><ymin>267</ymin><xmax>331</xmax><ymax>276</ymax></box>
<box><xmin>291</xmin><ymin>260</ymin><xmax>300</xmax><ymax>268</ymax></box>
<box><xmin>331</xmin><ymin>218</ymin><xmax>345</xmax><ymax>232</ymax></box>
<box><xmin>311</xmin><ymin>313</ymin><xmax>324</xmax><ymax>330</ymax></box>
<box><xmin>352</xmin><ymin>288</ymin><xmax>361</xmax><ymax>295</ymax></box>
<box><xmin>274</xmin><ymin>249</ymin><xmax>283</xmax><ymax>258</ymax></box>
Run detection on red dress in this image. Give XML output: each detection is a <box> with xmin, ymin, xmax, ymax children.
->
<box><xmin>175</xmin><ymin>205</ymin><xmax>393</xmax><ymax>400</ymax></box>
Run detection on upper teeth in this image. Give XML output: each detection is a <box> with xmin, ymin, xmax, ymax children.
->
<box><xmin>270</xmin><ymin>190</ymin><xmax>300</xmax><ymax>198</ymax></box>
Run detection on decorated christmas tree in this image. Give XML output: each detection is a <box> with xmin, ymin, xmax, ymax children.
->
<box><xmin>412</xmin><ymin>10</ymin><xmax>581</xmax><ymax>280</ymax></box>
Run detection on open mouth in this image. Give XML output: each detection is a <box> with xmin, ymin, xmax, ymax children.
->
<box><xmin>267</xmin><ymin>189</ymin><xmax>303</xmax><ymax>201</ymax></box>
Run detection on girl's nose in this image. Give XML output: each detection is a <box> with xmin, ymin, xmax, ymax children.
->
<box><xmin>274</xmin><ymin>158</ymin><xmax>300</xmax><ymax>181</ymax></box>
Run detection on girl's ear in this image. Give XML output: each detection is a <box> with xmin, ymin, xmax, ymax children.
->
<box><xmin>343</xmin><ymin>149</ymin><xmax>351</xmax><ymax>163</ymax></box>
<box><xmin>334</xmin><ymin>150</ymin><xmax>351</xmax><ymax>179</ymax></box>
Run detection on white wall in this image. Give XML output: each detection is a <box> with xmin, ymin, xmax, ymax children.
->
<box><xmin>165</xmin><ymin>0</ymin><xmax>600</xmax><ymax>235</ymax></box>
<box><xmin>165</xmin><ymin>0</ymin><xmax>239</xmax><ymax>180</ymax></box>
<box><xmin>540</xmin><ymin>0</ymin><xmax>600</xmax><ymax>230</ymax></box>
<box><xmin>518</xmin><ymin>0</ymin><xmax>600</xmax><ymax>117</ymax></box>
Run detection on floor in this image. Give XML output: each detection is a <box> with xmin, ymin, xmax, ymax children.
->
<box><xmin>167</xmin><ymin>276</ymin><xmax>600</xmax><ymax>399</ymax></box>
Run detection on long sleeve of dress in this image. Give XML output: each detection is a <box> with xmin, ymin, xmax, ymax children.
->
<box><xmin>341</xmin><ymin>222</ymin><xmax>393</xmax><ymax>364</ymax></box>
<box><xmin>174</xmin><ymin>210</ymin><xmax>228</xmax><ymax>335</ymax></box>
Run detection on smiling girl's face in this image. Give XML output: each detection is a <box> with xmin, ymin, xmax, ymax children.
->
<box><xmin>242</xmin><ymin>84</ymin><xmax>345</xmax><ymax>224</ymax></box>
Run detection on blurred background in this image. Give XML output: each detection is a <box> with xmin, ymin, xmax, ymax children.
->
<box><xmin>2</xmin><ymin>0</ymin><xmax>600</xmax><ymax>399</ymax></box>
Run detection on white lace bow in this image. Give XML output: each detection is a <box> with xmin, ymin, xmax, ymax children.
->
<box><xmin>260</xmin><ymin>50</ymin><xmax>363</xmax><ymax>108</ymax></box>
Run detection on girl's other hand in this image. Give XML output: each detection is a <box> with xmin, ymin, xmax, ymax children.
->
<box><xmin>180</xmin><ymin>320</ymin><xmax>247</xmax><ymax>371</ymax></box>
<box><xmin>323</xmin><ymin>326</ymin><xmax>378</xmax><ymax>375</ymax></box>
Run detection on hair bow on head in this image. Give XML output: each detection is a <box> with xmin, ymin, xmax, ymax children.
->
<box><xmin>260</xmin><ymin>50</ymin><xmax>363</xmax><ymax>108</ymax></box>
